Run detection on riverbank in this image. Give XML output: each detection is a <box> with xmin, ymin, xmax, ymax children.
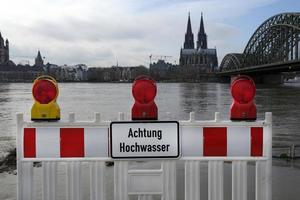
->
<box><xmin>0</xmin><ymin>148</ymin><xmax>16</xmax><ymax>173</ymax></box>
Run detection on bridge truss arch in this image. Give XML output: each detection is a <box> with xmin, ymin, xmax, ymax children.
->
<box><xmin>219</xmin><ymin>53</ymin><xmax>244</xmax><ymax>72</ymax></box>
<box><xmin>220</xmin><ymin>12</ymin><xmax>300</xmax><ymax>73</ymax></box>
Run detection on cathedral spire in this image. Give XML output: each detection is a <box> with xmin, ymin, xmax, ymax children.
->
<box><xmin>197</xmin><ymin>12</ymin><xmax>207</xmax><ymax>49</ymax></box>
<box><xmin>187</xmin><ymin>12</ymin><xmax>192</xmax><ymax>35</ymax></box>
<box><xmin>183</xmin><ymin>12</ymin><xmax>194</xmax><ymax>49</ymax></box>
<box><xmin>199</xmin><ymin>12</ymin><xmax>205</xmax><ymax>34</ymax></box>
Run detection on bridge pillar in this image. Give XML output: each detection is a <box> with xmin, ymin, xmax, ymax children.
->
<box><xmin>259</xmin><ymin>74</ymin><xmax>284</xmax><ymax>84</ymax></box>
<box><xmin>219</xmin><ymin>76</ymin><xmax>231</xmax><ymax>83</ymax></box>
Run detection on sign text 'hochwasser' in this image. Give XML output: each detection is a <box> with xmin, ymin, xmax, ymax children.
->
<box><xmin>110</xmin><ymin>121</ymin><xmax>179</xmax><ymax>159</ymax></box>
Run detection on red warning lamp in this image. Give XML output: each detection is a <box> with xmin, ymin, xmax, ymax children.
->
<box><xmin>31</xmin><ymin>75</ymin><xmax>60</xmax><ymax>121</ymax></box>
<box><xmin>132</xmin><ymin>75</ymin><xmax>158</xmax><ymax>120</ymax></box>
<box><xmin>230</xmin><ymin>75</ymin><xmax>256</xmax><ymax>120</ymax></box>
<box><xmin>32</xmin><ymin>79</ymin><xmax>58</xmax><ymax>104</ymax></box>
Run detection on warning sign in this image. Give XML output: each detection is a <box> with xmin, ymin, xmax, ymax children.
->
<box><xmin>110</xmin><ymin>121</ymin><xmax>180</xmax><ymax>159</ymax></box>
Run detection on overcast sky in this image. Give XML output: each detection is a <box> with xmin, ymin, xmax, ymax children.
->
<box><xmin>0</xmin><ymin>0</ymin><xmax>299</xmax><ymax>67</ymax></box>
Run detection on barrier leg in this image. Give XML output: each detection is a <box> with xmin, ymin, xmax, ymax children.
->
<box><xmin>185</xmin><ymin>160</ymin><xmax>200</xmax><ymax>200</ymax></box>
<box><xmin>161</xmin><ymin>160</ymin><xmax>176</xmax><ymax>200</ymax></box>
<box><xmin>256</xmin><ymin>161</ymin><xmax>268</xmax><ymax>200</ymax></box>
<box><xmin>16</xmin><ymin>113</ymin><xmax>35</xmax><ymax>200</ymax></box>
<box><xmin>208</xmin><ymin>161</ymin><xmax>224</xmax><ymax>200</ymax></box>
<box><xmin>114</xmin><ymin>161</ymin><xmax>128</xmax><ymax>200</ymax></box>
<box><xmin>18</xmin><ymin>162</ymin><xmax>34</xmax><ymax>200</ymax></box>
<box><xmin>90</xmin><ymin>161</ymin><xmax>105</xmax><ymax>200</ymax></box>
<box><xmin>66</xmin><ymin>161</ymin><xmax>81</xmax><ymax>200</ymax></box>
<box><xmin>232</xmin><ymin>161</ymin><xmax>247</xmax><ymax>200</ymax></box>
<box><xmin>43</xmin><ymin>161</ymin><xmax>57</xmax><ymax>200</ymax></box>
<box><xmin>265</xmin><ymin>112</ymin><xmax>272</xmax><ymax>200</ymax></box>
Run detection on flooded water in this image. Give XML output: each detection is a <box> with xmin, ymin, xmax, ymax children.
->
<box><xmin>1</xmin><ymin>82</ymin><xmax>300</xmax><ymax>143</ymax></box>
<box><xmin>0</xmin><ymin>82</ymin><xmax>300</xmax><ymax>199</ymax></box>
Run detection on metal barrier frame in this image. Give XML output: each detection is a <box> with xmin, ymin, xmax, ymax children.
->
<box><xmin>17</xmin><ymin>112</ymin><xmax>272</xmax><ymax>200</ymax></box>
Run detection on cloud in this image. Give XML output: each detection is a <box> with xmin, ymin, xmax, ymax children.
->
<box><xmin>0</xmin><ymin>0</ymin><xmax>278</xmax><ymax>66</ymax></box>
<box><xmin>29</xmin><ymin>17</ymin><xmax>146</xmax><ymax>42</ymax></box>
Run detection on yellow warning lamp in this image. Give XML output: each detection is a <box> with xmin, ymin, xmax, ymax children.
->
<box><xmin>31</xmin><ymin>75</ymin><xmax>60</xmax><ymax>121</ymax></box>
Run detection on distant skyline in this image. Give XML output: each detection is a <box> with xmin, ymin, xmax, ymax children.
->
<box><xmin>0</xmin><ymin>0</ymin><xmax>299</xmax><ymax>67</ymax></box>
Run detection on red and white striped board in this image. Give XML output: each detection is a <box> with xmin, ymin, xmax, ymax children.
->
<box><xmin>181</xmin><ymin>126</ymin><xmax>264</xmax><ymax>157</ymax></box>
<box><xmin>23</xmin><ymin>126</ymin><xmax>264</xmax><ymax>159</ymax></box>
<box><xmin>23</xmin><ymin>127</ymin><xmax>109</xmax><ymax>158</ymax></box>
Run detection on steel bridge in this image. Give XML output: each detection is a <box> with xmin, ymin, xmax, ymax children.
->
<box><xmin>218</xmin><ymin>13</ymin><xmax>300</xmax><ymax>83</ymax></box>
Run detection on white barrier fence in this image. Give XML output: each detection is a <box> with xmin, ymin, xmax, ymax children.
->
<box><xmin>17</xmin><ymin>112</ymin><xmax>272</xmax><ymax>200</ymax></box>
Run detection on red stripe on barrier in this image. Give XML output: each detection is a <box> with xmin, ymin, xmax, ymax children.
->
<box><xmin>24</xmin><ymin>128</ymin><xmax>36</xmax><ymax>158</ymax></box>
<box><xmin>60</xmin><ymin>128</ymin><xmax>84</xmax><ymax>157</ymax></box>
<box><xmin>251</xmin><ymin>127</ymin><xmax>263</xmax><ymax>156</ymax></box>
<box><xmin>203</xmin><ymin>127</ymin><xmax>227</xmax><ymax>156</ymax></box>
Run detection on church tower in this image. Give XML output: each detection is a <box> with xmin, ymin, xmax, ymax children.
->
<box><xmin>196</xmin><ymin>13</ymin><xmax>207</xmax><ymax>49</ymax></box>
<box><xmin>0</xmin><ymin>32</ymin><xmax>9</xmax><ymax>65</ymax></box>
<box><xmin>35</xmin><ymin>50</ymin><xmax>44</xmax><ymax>67</ymax></box>
<box><xmin>5</xmin><ymin>39</ymin><xmax>9</xmax><ymax>61</ymax></box>
<box><xmin>0</xmin><ymin>32</ymin><xmax>3</xmax><ymax>48</ymax></box>
<box><xmin>183</xmin><ymin>13</ymin><xmax>194</xmax><ymax>49</ymax></box>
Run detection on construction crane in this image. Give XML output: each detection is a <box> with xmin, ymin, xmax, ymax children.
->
<box><xmin>149</xmin><ymin>54</ymin><xmax>172</xmax><ymax>65</ymax></box>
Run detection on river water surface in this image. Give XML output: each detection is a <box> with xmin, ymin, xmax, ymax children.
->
<box><xmin>0</xmin><ymin>82</ymin><xmax>300</xmax><ymax>199</ymax></box>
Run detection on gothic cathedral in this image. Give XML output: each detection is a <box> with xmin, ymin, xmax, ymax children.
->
<box><xmin>179</xmin><ymin>13</ymin><xmax>218</xmax><ymax>72</ymax></box>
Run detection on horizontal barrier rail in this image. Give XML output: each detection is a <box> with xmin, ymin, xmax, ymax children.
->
<box><xmin>17</xmin><ymin>112</ymin><xmax>272</xmax><ymax>200</ymax></box>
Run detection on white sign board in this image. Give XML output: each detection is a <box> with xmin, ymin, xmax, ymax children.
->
<box><xmin>110</xmin><ymin>121</ymin><xmax>179</xmax><ymax>159</ymax></box>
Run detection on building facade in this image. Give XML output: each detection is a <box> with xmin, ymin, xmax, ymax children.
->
<box><xmin>150</xmin><ymin>59</ymin><xmax>178</xmax><ymax>80</ymax></box>
<box><xmin>179</xmin><ymin>13</ymin><xmax>218</xmax><ymax>72</ymax></box>
<box><xmin>87</xmin><ymin>65</ymin><xmax>149</xmax><ymax>82</ymax></box>
<box><xmin>0</xmin><ymin>32</ymin><xmax>9</xmax><ymax>65</ymax></box>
